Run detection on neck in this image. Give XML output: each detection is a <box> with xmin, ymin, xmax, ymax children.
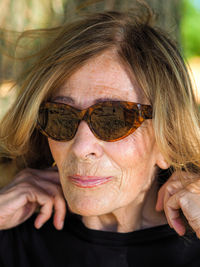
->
<box><xmin>81</xmin><ymin>180</ymin><xmax>167</xmax><ymax>233</ymax></box>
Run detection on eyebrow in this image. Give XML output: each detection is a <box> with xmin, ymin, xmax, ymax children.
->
<box><xmin>51</xmin><ymin>95</ymin><xmax>123</xmax><ymax>104</ymax></box>
<box><xmin>94</xmin><ymin>97</ymin><xmax>122</xmax><ymax>103</ymax></box>
<box><xmin>51</xmin><ymin>96</ymin><xmax>75</xmax><ymax>104</ymax></box>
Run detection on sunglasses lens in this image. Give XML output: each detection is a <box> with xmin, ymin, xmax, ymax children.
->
<box><xmin>90</xmin><ymin>104</ymin><xmax>139</xmax><ymax>141</ymax></box>
<box><xmin>38</xmin><ymin>101</ymin><xmax>151</xmax><ymax>142</ymax></box>
<box><xmin>38</xmin><ymin>105</ymin><xmax>79</xmax><ymax>141</ymax></box>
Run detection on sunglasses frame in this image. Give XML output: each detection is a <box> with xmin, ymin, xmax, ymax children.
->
<box><xmin>37</xmin><ymin>101</ymin><xmax>152</xmax><ymax>142</ymax></box>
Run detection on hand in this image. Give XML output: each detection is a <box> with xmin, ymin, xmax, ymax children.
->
<box><xmin>0</xmin><ymin>168</ymin><xmax>66</xmax><ymax>230</ymax></box>
<box><xmin>156</xmin><ymin>171</ymin><xmax>200</xmax><ymax>238</ymax></box>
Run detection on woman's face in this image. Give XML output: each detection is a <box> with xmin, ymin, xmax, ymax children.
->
<box><xmin>48</xmin><ymin>50</ymin><xmax>168</xmax><ymax>216</ymax></box>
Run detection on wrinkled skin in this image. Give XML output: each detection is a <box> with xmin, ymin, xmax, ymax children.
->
<box><xmin>0</xmin><ymin>50</ymin><xmax>199</xmax><ymax>236</ymax></box>
<box><xmin>48</xmin><ymin>50</ymin><xmax>169</xmax><ymax>232</ymax></box>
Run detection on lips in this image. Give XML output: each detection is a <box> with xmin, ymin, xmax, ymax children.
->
<box><xmin>68</xmin><ymin>175</ymin><xmax>113</xmax><ymax>188</ymax></box>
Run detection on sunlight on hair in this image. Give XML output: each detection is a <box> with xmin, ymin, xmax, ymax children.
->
<box><xmin>188</xmin><ymin>57</ymin><xmax>200</xmax><ymax>103</ymax></box>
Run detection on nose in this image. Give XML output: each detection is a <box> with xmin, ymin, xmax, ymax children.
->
<box><xmin>71</xmin><ymin>121</ymin><xmax>104</xmax><ymax>161</ymax></box>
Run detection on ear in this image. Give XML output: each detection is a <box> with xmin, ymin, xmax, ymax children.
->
<box><xmin>155</xmin><ymin>152</ymin><xmax>170</xmax><ymax>170</ymax></box>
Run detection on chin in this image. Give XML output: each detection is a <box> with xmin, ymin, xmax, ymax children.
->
<box><xmin>66</xmin><ymin>196</ymin><xmax>113</xmax><ymax>217</ymax></box>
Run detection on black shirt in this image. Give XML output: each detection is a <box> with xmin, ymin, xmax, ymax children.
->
<box><xmin>0</xmin><ymin>212</ymin><xmax>200</xmax><ymax>267</ymax></box>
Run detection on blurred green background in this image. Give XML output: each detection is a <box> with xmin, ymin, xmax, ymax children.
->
<box><xmin>181</xmin><ymin>0</ymin><xmax>200</xmax><ymax>107</ymax></box>
<box><xmin>181</xmin><ymin>0</ymin><xmax>200</xmax><ymax>59</ymax></box>
<box><xmin>0</xmin><ymin>0</ymin><xmax>200</xmax><ymax>118</ymax></box>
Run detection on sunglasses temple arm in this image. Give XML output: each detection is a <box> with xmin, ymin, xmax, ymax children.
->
<box><xmin>140</xmin><ymin>107</ymin><xmax>153</xmax><ymax>120</ymax></box>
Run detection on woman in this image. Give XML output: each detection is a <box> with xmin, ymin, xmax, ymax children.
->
<box><xmin>0</xmin><ymin>9</ymin><xmax>200</xmax><ymax>267</ymax></box>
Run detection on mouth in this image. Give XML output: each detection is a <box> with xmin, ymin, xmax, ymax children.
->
<box><xmin>68</xmin><ymin>174</ymin><xmax>113</xmax><ymax>188</ymax></box>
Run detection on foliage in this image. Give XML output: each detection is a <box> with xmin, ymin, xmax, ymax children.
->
<box><xmin>181</xmin><ymin>0</ymin><xmax>200</xmax><ymax>58</ymax></box>
<box><xmin>0</xmin><ymin>0</ymin><xmax>199</xmax><ymax>80</ymax></box>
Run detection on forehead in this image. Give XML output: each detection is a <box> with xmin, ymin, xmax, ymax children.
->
<box><xmin>53</xmin><ymin>50</ymin><xmax>147</xmax><ymax>107</ymax></box>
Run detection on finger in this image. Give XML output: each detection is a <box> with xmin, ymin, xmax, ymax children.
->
<box><xmin>165</xmin><ymin>192</ymin><xmax>186</xmax><ymax>236</ymax></box>
<box><xmin>18</xmin><ymin>202</ymin><xmax>38</xmax><ymax>224</ymax></box>
<box><xmin>156</xmin><ymin>179</ymin><xmax>183</xmax><ymax>212</ymax></box>
<box><xmin>53</xmin><ymin>194</ymin><xmax>66</xmax><ymax>230</ymax></box>
<box><xmin>161</xmin><ymin>178</ymin><xmax>200</xmax><ymax>235</ymax></box>
<box><xmin>6</xmin><ymin>183</ymin><xmax>55</xmax><ymax>229</ymax></box>
<box><xmin>22</xmin><ymin>186</ymin><xmax>54</xmax><ymax>229</ymax></box>
<box><xmin>20</xmin><ymin>178</ymin><xmax>65</xmax><ymax>229</ymax></box>
<box><xmin>34</xmin><ymin>199</ymin><xmax>53</xmax><ymax>229</ymax></box>
<box><xmin>163</xmin><ymin>188</ymin><xmax>174</xmax><ymax>228</ymax></box>
<box><xmin>178</xmin><ymin>190</ymin><xmax>200</xmax><ymax>237</ymax></box>
<box><xmin>166</xmin><ymin>187</ymin><xmax>200</xmax><ymax>238</ymax></box>
<box><xmin>30</xmin><ymin>179</ymin><xmax>66</xmax><ymax>230</ymax></box>
<box><xmin>156</xmin><ymin>171</ymin><xmax>183</xmax><ymax>212</ymax></box>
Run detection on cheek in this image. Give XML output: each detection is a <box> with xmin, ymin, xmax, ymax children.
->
<box><xmin>106</xmin><ymin>128</ymin><xmax>156</xmax><ymax>170</ymax></box>
<box><xmin>104</xmin><ymin>124</ymin><xmax>158</xmax><ymax>197</ymax></box>
<box><xmin>48</xmin><ymin>139</ymin><xmax>69</xmax><ymax>168</ymax></box>
<box><xmin>110</xmin><ymin>136</ymin><xmax>157</xmax><ymax>205</ymax></box>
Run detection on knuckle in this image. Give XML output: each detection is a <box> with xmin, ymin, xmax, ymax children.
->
<box><xmin>31</xmin><ymin>175</ymin><xmax>41</xmax><ymax>184</ymax></box>
<box><xmin>165</xmin><ymin>182</ymin><xmax>176</xmax><ymax>194</ymax></box>
<box><xmin>178</xmin><ymin>193</ymin><xmax>189</xmax><ymax>209</ymax></box>
<box><xmin>186</xmin><ymin>181</ymin><xmax>200</xmax><ymax>194</ymax></box>
<box><xmin>166</xmin><ymin>180</ymin><xmax>183</xmax><ymax>195</ymax></box>
<box><xmin>46</xmin><ymin>195</ymin><xmax>54</xmax><ymax>203</ymax></box>
<box><xmin>15</xmin><ymin>168</ymin><xmax>34</xmax><ymax>182</ymax></box>
<box><xmin>16</xmin><ymin>181</ymin><xmax>32</xmax><ymax>189</ymax></box>
<box><xmin>165</xmin><ymin>196</ymin><xmax>173</xmax><ymax>209</ymax></box>
<box><xmin>16</xmin><ymin>181</ymin><xmax>41</xmax><ymax>196</ymax></box>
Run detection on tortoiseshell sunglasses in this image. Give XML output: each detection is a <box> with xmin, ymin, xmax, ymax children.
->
<box><xmin>37</xmin><ymin>101</ymin><xmax>152</xmax><ymax>142</ymax></box>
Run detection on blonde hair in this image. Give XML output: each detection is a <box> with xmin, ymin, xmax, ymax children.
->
<box><xmin>0</xmin><ymin>9</ymin><xmax>199</xmax><ymax>181</ymax></box>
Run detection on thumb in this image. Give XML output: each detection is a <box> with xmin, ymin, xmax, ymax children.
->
<box><xmin>156</xmin><ymin>179</ymin><xmax>183</xmax><ymax>211</ymax></box>
<box><xmin>155</xmin><ymin>172</ymin><xmax>184</xmax><ymax>212</ymax></box>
